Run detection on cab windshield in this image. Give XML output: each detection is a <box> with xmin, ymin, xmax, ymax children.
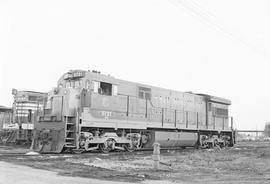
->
<box><xmin>65</xmin><ymin>79</ymin><xmax>82</xmax><ymax>88</ymax></box>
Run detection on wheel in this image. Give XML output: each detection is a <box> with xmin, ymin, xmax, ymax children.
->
<box><xmin>219</xmin><ymin>141</ymin><xmax>225</xmax><ymax>148</ymax></box>
<box><xmin>126</xmin><ymin>133</ymin><xmax>142</xmax><ymax>151</ymax></box>
<box><xmin>213</xmin><ymin>139</ymin><xmax>219</xmax><ymax>147</ymax></box>
<box><xmin>99</xmin><ymin>144</ymin><xmax>110</xmax><ymax>153</ymax></box>
<box><xmin>124</xmin><ymin>143</ymin><xmax>135</xmax><ymax>152</ymax></box>
<box><xmin>36</xmin><ymin>139</ymin><xmax>44</xmax><ymax>152</ymax></box>
<box><xmin>99</xmin><ymin>138</ymin><xmax>115</xmax><ymax>153</ymax></box>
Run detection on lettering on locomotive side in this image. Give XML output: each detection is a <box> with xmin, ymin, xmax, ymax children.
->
<box><xmin>102</xmin><ymin>97</ymin><xmax>110</xmax><ymax>107</ymax></box>
<box><xmin>100</xmin><ymin>111</ymin><xmax>112</xmax><ymax>117</ymax></box>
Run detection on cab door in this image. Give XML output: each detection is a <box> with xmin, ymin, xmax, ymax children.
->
<box><xmin>81</xmin><ymin>89</ymin><xmax>91</xmax><ymax>108</ymax></box>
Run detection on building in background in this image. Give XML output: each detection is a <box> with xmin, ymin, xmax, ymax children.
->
<box><xmin>0</xmin><ymin>106</ymin><xmax>12</xmax><ymax>130</ymax></box>
<box><xmin>0</xmin><ymin>89</ymin><xmax>46</xmax><ymax>144</ymax></box>
<box><xmin>264</xmin><ymin>122</ymin><xmax>270</xmax><ymax>137</ymax></box>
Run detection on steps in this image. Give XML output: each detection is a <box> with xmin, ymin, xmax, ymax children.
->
<box><xmin>64</xmin><ymin>116</ymin><xmax>76</xmax><ymax>148</ymax></box>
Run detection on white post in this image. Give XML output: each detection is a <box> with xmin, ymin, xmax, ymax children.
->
<box><xmin>152</xmin><ymin>142</ymin><xmax>160</xmax><ymax>170</ymax></box>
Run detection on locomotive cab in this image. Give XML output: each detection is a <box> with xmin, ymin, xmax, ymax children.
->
<box><xmin>32</xmin><ymin>70</ymin><xmax>128</xmax><ymax>153</ymax></box>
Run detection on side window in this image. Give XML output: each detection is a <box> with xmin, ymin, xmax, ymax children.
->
<box><xmin>100</xmin><ymin>82</ymin><xmax>112</xmax><ymax>96</ymax></box>
<box><xmin>93</xmin><ymin>81</ymin><xmax>99</xmax><ymax>93</ymax></box>
<box><xmin>215</xmin><ymin>108</ymin><xmax>228</xmax><ymax>116</ymax></box>
<box><xmin>138</xmin><ymin>86</ymin><xmax>151</xmax><ymax>100</ymax></box>
<box><xmin>113</xmin><ymin>85</ymin><xmax>118</xmax><ymax>96</ymax></box>
<box><xmin>139</xmin><ymin>91</ymin><xmax>144</xmax><ymax>99</ymax></box>
<box><xmin>145</xmin><ymin>93</ymin><xmax>151</xmax><ymax>99</ymax></box>
<box><xmin>93</xmin><ymin>81</ymin><xmax>113</xmax><ymax>96</ymax></box>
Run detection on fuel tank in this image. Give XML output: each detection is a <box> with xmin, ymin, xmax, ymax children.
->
<box><xmin>144</xmin><ymin>131</ymin><xmax>198</xmax><ymax>148</ymax></box>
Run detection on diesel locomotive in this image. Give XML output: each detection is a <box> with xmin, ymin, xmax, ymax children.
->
<box><xmin>32</xmin><ymin>70</ymin><xmax>234</xmax><ymax>153</ymax></box>
<box><xmin>1</xmin><ymin>90</ymin><xmax>46</xmax><ymax>144</ymax></box>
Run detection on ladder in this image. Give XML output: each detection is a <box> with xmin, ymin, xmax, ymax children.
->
<box><xmin>64</xmin><ymin>116</ymin><xmax>77</xmax><ymax>149</ymax></box>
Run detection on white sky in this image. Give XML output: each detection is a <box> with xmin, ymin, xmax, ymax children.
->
<box><xmin>1</xmin><ymin>0</ymin><xmax>270</xmax><ymax>130</ymax></box>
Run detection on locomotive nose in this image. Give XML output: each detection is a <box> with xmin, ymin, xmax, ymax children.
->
<box><xmin>32</xmin><ymin>128</ymin><xmax>65</xmax><ymax>153</ymax></box>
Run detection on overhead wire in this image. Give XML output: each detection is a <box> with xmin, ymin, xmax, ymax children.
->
<box><xmin>168</xmin><ymin>0</ymin><xmax>270</xmax><ymax>60</ymax></box>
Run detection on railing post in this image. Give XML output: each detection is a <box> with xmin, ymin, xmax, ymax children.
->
<box><xmin>213</xmin><ymin>115</ymin><xmax>215</xmax><ymax>130</ymax></box>
<box><xmin>186</xmin><ymin>111</ymin><xmax>188</xmax><ymax>128</ymax></box>
<box><xmin>196</xmin><ymin>112</ymin><xmax>199</xmax><ymax>129</ymax></box>
<box><xmin>126</xmin><ymin>96</ymin><xmax>129</xmax><ymax>116</ymax></box>
<box><xmin>161</xmin><ymin>108</ymin><xmax>164</xmax><ymax>127</ymax></box>
<box><xmin>145</xmin><ymin>98</ymin><xmax>148</xmax><ymax>118</ymax></box>
<box><xmin>222</xmin><ymin>117</ymin><xmax>225</xmax><ymax>130</ymax></box>
<box><xmin>174</xmin><ymin>109</ymin><xmax>177</xmax><ymax>128</ymax></box>
<box><xmin>231</xmin><ymin>117</ymin><xmax>233</xmax><ymax>130</ymax></box>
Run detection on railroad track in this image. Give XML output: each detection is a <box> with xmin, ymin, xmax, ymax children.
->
<box><xmin>0</xmin><ymin>146</ymin><xmax>195</xmax><ymax>158</ymax></box>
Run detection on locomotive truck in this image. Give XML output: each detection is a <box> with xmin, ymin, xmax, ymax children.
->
<box><xmin>32</xmin><ymin>70</ymin><xmax>234</xmax><ymax>153</ymax></box>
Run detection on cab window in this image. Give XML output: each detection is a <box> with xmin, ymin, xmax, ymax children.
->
<box><xmin>65</xmin><ymin>79</ymin><xmax>82</xmax><ymax>88</ymax></box>
<box><xmin>93</xmin><ymin>81</ymin><xmax>117</xmax><ymax>96</ymax></box>
<box><xmin>100</xmin><ymin>82</ymin><xmax>112</xmax><ymax>95</ymax></box>
<box><xmin>74</xmin><ymin>80</ymin><xmax>82</xmax><ymax>88</ymax></box>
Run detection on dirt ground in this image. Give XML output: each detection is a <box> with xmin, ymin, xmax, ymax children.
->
<box><xmin>0</xmin><ymin>141</ymin><xmax>270</xmax><ymax>184</ymax></box>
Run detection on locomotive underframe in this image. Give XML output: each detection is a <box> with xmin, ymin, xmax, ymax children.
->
<box><xmin>32</xmin><ymin>116</ymin><xmax>234</xmax><ymax>153</ymax></box>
